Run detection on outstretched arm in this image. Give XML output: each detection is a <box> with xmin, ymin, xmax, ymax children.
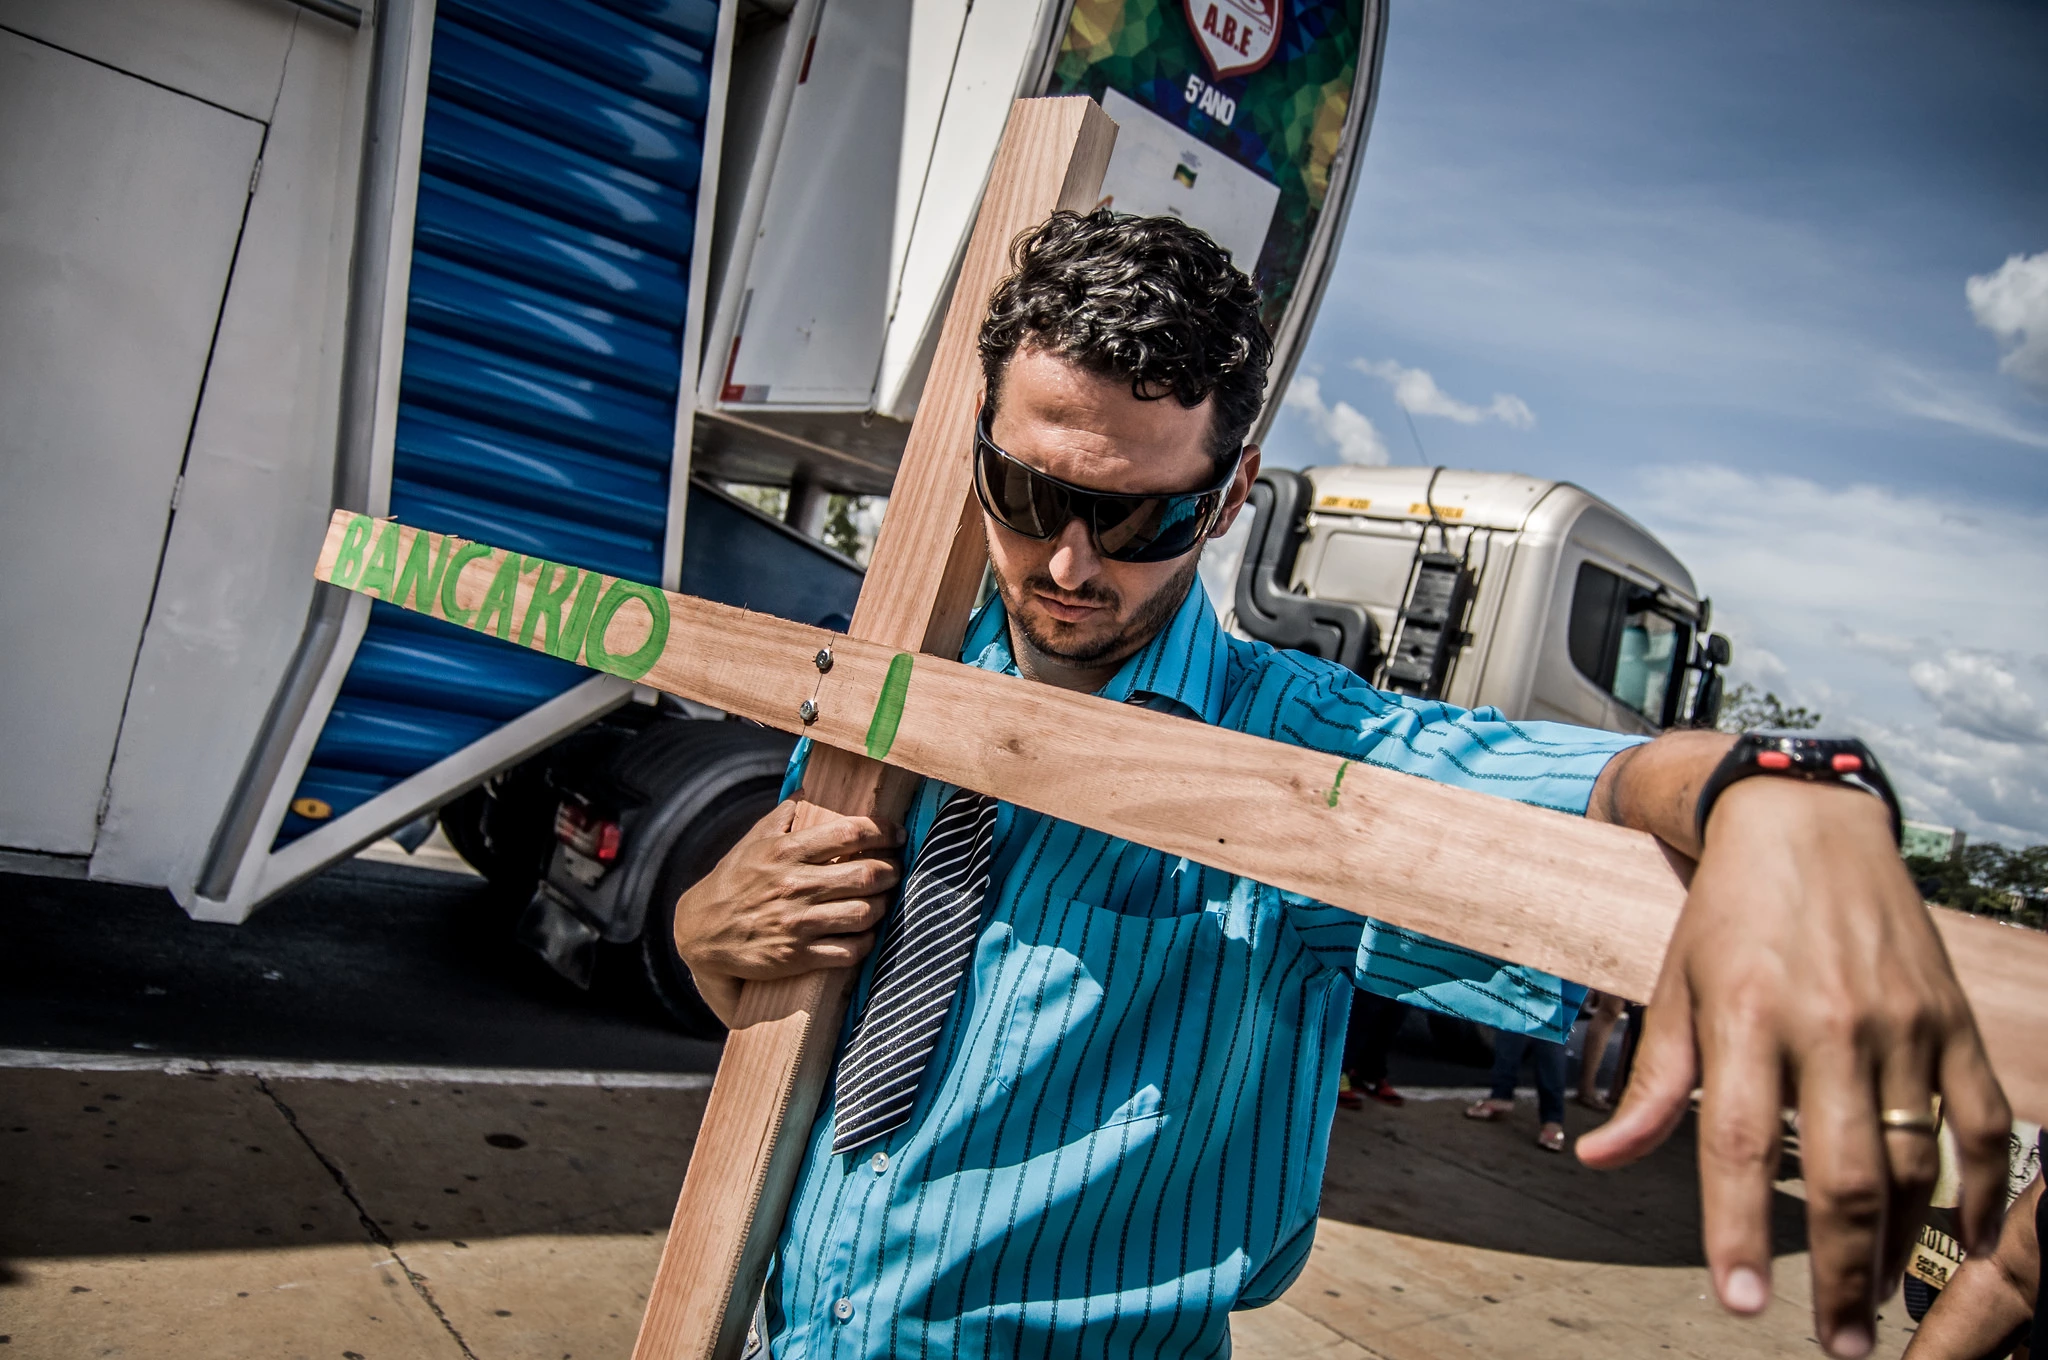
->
<box><xmin>1576</xmin><ymin>730</ymin><xmax>2012</xmax><ymax>1359</ymax></box>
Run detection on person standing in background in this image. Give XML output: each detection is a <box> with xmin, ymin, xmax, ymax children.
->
<box><xmin>1338</xmin><ymin>991</ymin><xmax>1409</xmax><ymax>1109</ymax></box>
<box><xmin>1577</xmin><ymin>990</ymin><xmax>1628</xmax><ymax>1110</ymax></box>
<box><xmin>1468</xmin><ymin>1027</ymin><xmax>1570</xmax><ymax>1152</ymax></box>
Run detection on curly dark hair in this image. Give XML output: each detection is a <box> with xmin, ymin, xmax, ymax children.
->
<box><xmin>978</xmin><ymin>210</ymin><xmax>1272</xmax><ymax>472</ymax></box>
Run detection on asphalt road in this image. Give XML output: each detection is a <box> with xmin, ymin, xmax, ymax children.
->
<box><xmin>0</xmin><ymin>853</ymin><xmax>1506</xmax><ymax>1087</ymax></box>
<box><xmin>0</xmin><ymin>858</ymin><xmax>722</xmax><ymax>1073</ymax></box>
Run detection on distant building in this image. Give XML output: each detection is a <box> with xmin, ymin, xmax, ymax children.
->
<box><xmin>1902</xmin><ymin>821</ymin><xmax>1967</xmax><ymax>862</ymax></box>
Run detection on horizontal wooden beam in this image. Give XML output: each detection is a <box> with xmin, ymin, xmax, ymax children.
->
<box><xmin>310</xmin><ymin>509</ymin><xmax>2048</xmax><ymax>1125</ymax></box>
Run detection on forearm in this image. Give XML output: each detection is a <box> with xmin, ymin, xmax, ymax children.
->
<box><xmin>1908</xmin><ymin>1178</ymin><xmax>2043</xmax><ymax>1357</ymax></box>
<box><xmin>1591</xmin><ymin>728</ymin><xmax>1900</xmax><ymax>868</ymax></box>
<box><xmin>1901</xmin><ymin>1256</ymin><xmax>2036</xmax><ymax>1357</ymax></box>
<box><xmin>1586</xmin><ymin>729</ymin><xmax>1735</xmax><ymax>856</ymax></box>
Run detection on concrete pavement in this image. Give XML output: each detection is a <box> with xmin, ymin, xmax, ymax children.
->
<box><xmin>0</xmin><ymin>1055</ymin><xmax>1917</xmax><ymax>1359</ymax></box>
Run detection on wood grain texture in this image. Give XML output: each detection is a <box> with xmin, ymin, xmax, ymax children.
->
<box><xmin>848</xmin><ymin>95</ymin><xmax>1119</xmax><ymax>661</ymax></box>
<box><xmin>1928</xmin><ymin>908</ymin><xmax>2048</xmax><ymax>1128</ymax></box>
<box><xmin>633</xmin><ymin>96</ymin><xmax>1119</xmax><ymax>1360</ymax></box>
<box><xmin>311</xmin><ymin>508</ymin><xmax>2048</xmax><ymax>1130</ymax></box>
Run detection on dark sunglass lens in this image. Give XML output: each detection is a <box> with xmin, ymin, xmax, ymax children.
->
<box><xmin>1093</xmin><ymin>492</ymin><xmax>1215</xmax><ymax>563</ymax></box>
<box><xmin>1090</xmin><ymin>497</ymin><xmax>1166</xmax><ymax>558</ymax></box>
<box><xmin>978</xmin><ymin>438</ymin><xmax>1067</xmax><ymax>539</ymax></box>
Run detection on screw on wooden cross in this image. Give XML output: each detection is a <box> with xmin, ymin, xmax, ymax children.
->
<box><xmin>306</xmin><ymin>97</ymin><xmax>2048</xmax><ymax>1360</ymax></box>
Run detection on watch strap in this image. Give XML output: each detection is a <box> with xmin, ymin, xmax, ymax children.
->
<box><xmin>1694</xmin><ymin>734</ymin><xmax>1903</xmax><ymax>849</ymax></box>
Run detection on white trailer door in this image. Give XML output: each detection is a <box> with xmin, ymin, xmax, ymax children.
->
<box><xmin>0</xmin><ymin>31</ymin><xmax>263</xmax><ymax>856</ymax></box>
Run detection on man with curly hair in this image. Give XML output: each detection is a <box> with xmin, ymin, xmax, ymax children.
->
<box><xmin>672</xmin><ymin>210</ymin><xmax>2009</xmax><ymax>1359</ymax></box>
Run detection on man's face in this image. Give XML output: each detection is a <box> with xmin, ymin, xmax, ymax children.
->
<box><xmin>982</xmin><ymin>346</ymin><xmax>1260</xmax><ymax>681</ymax></box>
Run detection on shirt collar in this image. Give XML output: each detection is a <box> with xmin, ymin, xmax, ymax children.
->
<box><xmin>962</xmin><ymin>577</ymin><xmax>1231</xmax><ymax>725</ymax></box>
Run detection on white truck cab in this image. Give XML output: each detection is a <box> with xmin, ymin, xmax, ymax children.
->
<box><xmin>1226</xmin><ymin>465</ymin><xmax>1729</xmax><ymax>736</ymax></box>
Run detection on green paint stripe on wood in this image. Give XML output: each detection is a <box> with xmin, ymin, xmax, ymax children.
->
<box><xmin>866</xmin><ymin>653</ymin><xmax>914</xmax><ymax>760</ymax></box>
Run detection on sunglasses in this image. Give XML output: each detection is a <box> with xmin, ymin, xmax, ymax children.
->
<box><xmin>972</xmin><ymin>409</ymin><xmax>1240</xmax><ymax>564</ymax></box>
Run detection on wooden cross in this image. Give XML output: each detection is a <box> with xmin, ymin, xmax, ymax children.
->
<box><xmin>309</xmin><ymin>97</ymin><xmax>2048</xmax><ymax>1360</ymax></box>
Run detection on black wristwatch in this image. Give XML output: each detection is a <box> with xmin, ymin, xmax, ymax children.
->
<box><xmin>1694</xmin><ymin>734</ymin><xmax>1903</xmax><ymax>848</ymax></box>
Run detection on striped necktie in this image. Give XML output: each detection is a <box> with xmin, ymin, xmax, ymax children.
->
<box><xmin>831</xmin><ymin>788</ymin><xmax>998</xmax><ymax>1155</ymax></box>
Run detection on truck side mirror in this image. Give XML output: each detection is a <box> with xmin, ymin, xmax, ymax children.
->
<box><xmin>1690</xmin><ymin>670</ymin><xmax>1725</xmax><ymax>728</ymax></box>
<box><xmin>1687</xmin><ymin>632</ymin><xmax>1730</xmax><ymax>727</ymax></box>
<box><xmin>1232</xmin><ymin>471</ymin><xmax>1381</xmax><ymax>677</ymax></box>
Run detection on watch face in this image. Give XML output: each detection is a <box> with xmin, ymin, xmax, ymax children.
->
<box><xmin>1703</xmin><ymin>734</ymin><xmax>1901</xmax><ymax>847</ymax></box>
<box><xmin>1741</xmin><ymin>733</ymin><xmax>1873</xmax><ymax>778</ymax></box>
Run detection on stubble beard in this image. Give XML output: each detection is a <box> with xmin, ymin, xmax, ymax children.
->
<box><xmin>993</xmin><ymin>549</ymin><xmax>1203</xmax><ymax>670</ymax></box>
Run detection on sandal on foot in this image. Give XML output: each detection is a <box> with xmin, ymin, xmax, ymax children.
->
<box><xmin>1536</xmin><ymin>1123</ymin><xmax>1566</xmax><ymax>1152</ymax></box>
<box><xmin>1573</xmin><ymin>1091</ymin><xmax>1612</xmax><ymax>1113</ymax></box>
<box><xmin>1464</xmin><ymin>1099</ymin><xmax>1512</xmax><ymax>1122</ymax></box>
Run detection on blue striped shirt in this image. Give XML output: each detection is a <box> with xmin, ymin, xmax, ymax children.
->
<box><xmin>766</xmin><ymin>583</ymin><xmax>1639</xmax><ymax>1357</ymax></box>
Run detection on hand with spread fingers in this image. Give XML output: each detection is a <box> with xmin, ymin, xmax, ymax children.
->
<box><xmin>1575</xmin><ymin>730</ymin><xmax>2012</xmax><ymax>1359</ymax></box>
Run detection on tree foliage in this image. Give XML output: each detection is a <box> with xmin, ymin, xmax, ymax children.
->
<box><xmin>822</xmin><ymin>494</ymin><xmax>886</xmax><ymax>566</ymax></box>
<box><xmin>822</xmin><ymin>494</ymin><xmax>864</xmax><ymax>562</ymax></box>
<box><xmin>1709</xmin><ymin>679</ymin><xmax>2044</xmax><ymax>927</ymax></box>
<box><xmin>1715</xmin><ymin>682</ymin><xmax>1824</xmax><ymax>733</ymax></box>
<box><xmin>1905</xmin><ymin>841</ymin><xmax>2048</xmax><ymax>928</ymax></box>
<box><xmin>722</xmin><ymin>482</ymin><xmax>788</xmax><ymax>519</ymax></box>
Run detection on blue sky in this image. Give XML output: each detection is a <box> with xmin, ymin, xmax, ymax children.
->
<box><xmin>1260</xmin><ymin>0</ymin><xmax>2048</xmax><ymax>845</ymax></box>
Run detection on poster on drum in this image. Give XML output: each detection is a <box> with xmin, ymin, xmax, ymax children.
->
<box><xmin>1048</xmin><ymin>0</ymin><xmax>1368</xmax><ymax>335</ymax></box>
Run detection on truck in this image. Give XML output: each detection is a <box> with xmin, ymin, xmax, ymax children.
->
<box><xmin>0</xmin><ymin>0</ymin><xmax>1726</xmax><ymax>1035</ymax></box>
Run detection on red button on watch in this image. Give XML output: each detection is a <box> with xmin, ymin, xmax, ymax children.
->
<box><xmin>1695</xmin><ymin>734</ymin><xmax>1901</xmax><ymax>846</ymax></box>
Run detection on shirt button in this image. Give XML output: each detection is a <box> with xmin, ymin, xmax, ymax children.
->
<box><xmin>833</xmin><ymin>1297</ymin><xmax>854</xmax><ymax>1321</ymax></box>
<box><xmin>870</xmin><ymin>1151</ymin><xmax>889</xmax><ymax>1173</ymax></box>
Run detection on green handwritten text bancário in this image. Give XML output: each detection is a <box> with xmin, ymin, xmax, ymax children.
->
<box><xmin>326</xmin><ymin>516</ymin><xmax>669</xmax><ymax>682</ymax></box>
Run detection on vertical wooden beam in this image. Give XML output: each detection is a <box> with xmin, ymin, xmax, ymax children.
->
<box><xmin>630</xmin><ymin>96</ymin><xmax>1118</xmax><ymax>1360</ymax></box>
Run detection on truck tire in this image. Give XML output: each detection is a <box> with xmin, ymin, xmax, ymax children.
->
<box><xmin>633</xmin><ymin>768</ymin><xmax>786</xmax><ymax>1038</ymax></box>
<box><xmin>437</xmin><ymin>786</ymin><xmax>498</xmax><ymax>879</ymax></box>
<box><xmin>436</xmin><ymin>770</ymin><xmax>552</xmax><ymax>897</ymax></box>
<box><xmin>436</xmin><ymin>764</ymin><xmax>557</xmax><ymax>899</ymax></box>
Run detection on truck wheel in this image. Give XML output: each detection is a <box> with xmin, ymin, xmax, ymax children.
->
<box><xmin>437</xmin><ymin>765</ymin><xmax>556</xmax><ymax>899</ymax></box>
<box><xmin>635</xmin><ymin>774</ymin><xmax>784</xmax><ymax>1038</ymax></box>
<box><xmin>437</xmin><ymin>786</ymin><xmax>498</xmax><ymax>879</ymax></box>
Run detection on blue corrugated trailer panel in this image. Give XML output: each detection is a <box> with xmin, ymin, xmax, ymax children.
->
<box><xmin>278</xmin><ymin>0</ymin><xmax>718</xmax><ymax>846</ymax></box>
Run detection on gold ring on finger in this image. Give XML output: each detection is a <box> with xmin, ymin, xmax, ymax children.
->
<box><xmin>1877</xmin><ymin>1107</ymin><xmax>1938</xmax><ymax>1134</ymax></box>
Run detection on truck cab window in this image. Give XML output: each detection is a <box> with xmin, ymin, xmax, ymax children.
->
<box><xmin>1569</xmin><ymin>562</ymin><xmax>1692</xmax><ymax>727</ymax></box>
<box><xmin>1613</xmin><ymin>609</ymin><xmax>1682</xmax><ymax>723</ymax></box>
<box><xmin>1568</xmin><ymin>562</ymin><xmax>1626</xmax><ymax>685</ymax></box>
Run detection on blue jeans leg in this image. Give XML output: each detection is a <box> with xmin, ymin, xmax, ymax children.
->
<box><xmin>1490</xmin><ymin>1031</ymin><xmax>1568</xmax><ymax>1125</ymax></box>
<box><xmin>1530</xmin><ymin>1037</ymin><xmax>1566</xmax><ymax>1126</ymax></box>
<box><xmin>1489</xmin><ymin>1029</ymin><xmax>1530</xmax><ymax>1101</ymax></box>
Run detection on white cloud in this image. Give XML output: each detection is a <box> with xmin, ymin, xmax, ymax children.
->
<box><xmin>1835</xmin><ymin>629</ymin><xmax>1919</xmax><ymax>664</ymax></box>
<box><xmin>1351</xmin><ymin>358</ymin><xmax>1536</xmax><ymax>428</ymax></box>
<box><xmin>1281</xmin><ymin>373</ymin><xmax>1389</xmax><ymax>465</ymax></box>
<box><xmin>1883</xmin><ymin>361</ymin><xmax>2048</xmax><ymax>451</ymax></box>
<box><xmin>1859</xmin><ymin>714</ymin><xmax>2048</xmax><ymax>848</ymax></box>
<box><xmin>1625</xmin><ymin>464</ymin><xmax>2048</xmax><ymax>844</ymax></box>
<box><xmin>1909</xmin><ymin>651</ymin><xmax>2048</xmax><ymax>747</ymax></box>
<box><xmin>1737</xmin><ymin>644</ymin><xmax>1788</xmax><ymax>684</ymax></box>
<box><xmin>1967</xmin><ymin>251</ymin><xmax>2048</xmax><ymax>389</ymax></box>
